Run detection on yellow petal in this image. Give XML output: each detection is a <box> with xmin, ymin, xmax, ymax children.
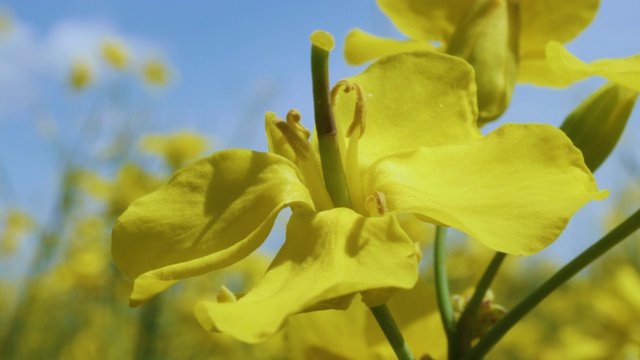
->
<box><xmin>377</xmin><ymin>0</ymin><xmax>473</xmax><ymax>42</ymax></box>
<box><xmin>195</xmin><ymin>208</ymin><xmax>419</xmax><ymax>343</ymax></box>
<box><xmin>333</xmin><ymin>52</ymin><xmax>481</xmax><ymax>172</ymax></box>
<box><xmin>344</xmin><ymin>28</ymin><xmax>436</xmax><ymax>65</ymax></box>
<box><xmin>518</xmin><ymin>0</ymin><xmax>598</xmax><ymax>85</ymax></box>
<box><xmin>368</xmin><ymin>124</ymin><xmax>607</xmax><ymax>255</ymax></box>
<box><xmin>545</xmin><ymin>41</ymin><xmax>640</xmax><ymax>91</ymax></box>
<box><xmin>519</xmin><ymin>0</ymin><xmax>598</xmax><ymax>58</ymax></box>
<box><xmin>112</xmin><ymin>150</ymin><xmax>313</xmax><ymax>306</ymax></box>
<box><xmin>518</xmin><ymin>53</ymin><xmax>574</xmax><ymax>87</ymax></box>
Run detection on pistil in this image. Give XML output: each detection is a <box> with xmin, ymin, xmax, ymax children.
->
<box><xmin>310</xmin><ymin>30</ymin><xmax>352</xmax><ymax>208</ymax></box>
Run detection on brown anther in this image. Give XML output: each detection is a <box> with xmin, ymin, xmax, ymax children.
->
<box><xmin>330</xmin><ymin>80</ymin><xmax>367</xmax><ymax>139</ymax></box>
<box><xmin>345</xmin><ymin>82</ymin><xmax>366</xmax><ymax>138</ymax></box>
<box><xmin>365</xmin><ymin>191</ymin><xmax>387</xmax><ymax>216</ymax></box>
<box><xmin>286</xmin><ymin>109</ymin><xmax>310</xmax><ymax>140</ymax></box>
<box><xmin>274</xmin><ymin>118</ymin><xmax>310</xmax><ymax>161</ymax></box>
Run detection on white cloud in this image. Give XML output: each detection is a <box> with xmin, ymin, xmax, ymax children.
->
<box><xmin>0</xmin><ymin>16</ymin><xmax>167</xmax><ymax>118</ymax></box>
<box><xmin>0</xmin><ymin>19</ymin><xmax>42</xmax><ymax>117</ymax></box>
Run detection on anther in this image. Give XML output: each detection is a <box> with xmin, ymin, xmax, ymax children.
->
<box><xmin>330</xmin><ymin>80</ymin><xmax>367</xmax><ymax>139</ymax></box>
<box><xmin>286</xmin><ymin>109</ymin><xmax>310</xmax><ymax>140</ymax></box>
<box><xmin>365</xmin><ymin>191</ymin><xmax>387</xmax><ymax>216</ymax></box>
<box><xmin>274</xmin><ymin>118</ymin><xmax>310</xmax><ymax>161</ymax></box>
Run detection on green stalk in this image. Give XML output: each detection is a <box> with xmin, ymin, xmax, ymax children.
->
<box><xmin>434</xmin><ymin>226</ymin><xmax>455</xmax><ymax>337</ymax></box>
<box><xmin>310</xmin><ymin>39</ymin><xmax>351</xmax><ymax>208</ymax></box>
<box><xmin>450</xmin><ymin>252</ymin><xmax>506</xmax><ymax>359</ymax></box>
<box><xmin>370</xmin><ymin>304</ymin><xmax>415</xmax><ymax>360</ymax></box>
<box><xmin>309</xmin><ymin>32</ymin><xmax>410</xmax><ymax>358</ymax></box>
<box><xmin>465</xmin><ymin>207</ymin><xmax>640</xmax><ymax>359</ymax></box>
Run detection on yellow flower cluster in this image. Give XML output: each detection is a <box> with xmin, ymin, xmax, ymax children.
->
<box><xmin>68</xmin><ymin>36</ymin><xmax>174</xmax><ymax>92</ymax></box>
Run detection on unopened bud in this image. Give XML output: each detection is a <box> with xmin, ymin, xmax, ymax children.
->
<box><xmin>447</xmin><ymin>0</ymin><xmax>519</xmax><ymax>125</ymax></box>
<box><xmin>560</xmin><ymin>82</ymin><xmax>638</xmax><ymax>172</ymax></box>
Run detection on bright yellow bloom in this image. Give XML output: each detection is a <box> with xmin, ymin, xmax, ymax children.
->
<box><xmin>139</xmin><ymin>131</ymin><xmax>209</xmax><ymax>170</ymax></box>
<box><xmin>69</xmin><ymin>60</ymin><xmax>93</xmax><ymax>91</ymax></box>
<box><xmin>79</xmin><ymin>164</ymin><xmax>162</xmax><ymax>218</ymax></box>
<box><xmin>345</xmin><ymin>0</ymin><xmax>599</xmax><ymax>124</ymax></box>
<box><xmin>142</xmin><ymin>58</ymin><xmax>169</xmax><ymax>86</ymax></box>
<box><xmin>101</xmin><ymin>38</ymin><xmax>129</xmax><ymax>70</ymax></box>
<box><xmin>112</xmin><ymin>38</ymin><xmax>604</xmax><ymax>343</ymax></box>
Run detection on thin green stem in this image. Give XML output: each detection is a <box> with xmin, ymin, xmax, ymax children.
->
<box><xmin>434</xmin><ymin>226</ymin><xmax>455</xmax><ymax>337</ymax></box>
<box><xmin>450</xmin><ymin>252</ymin><xmax>506</xmax><ymax>359</ymax></box>
<box><xmin>465</xmin><ymin>207</ymin><xmax>640</xmax><ymax>359</ymax></box>
<box><xmin>370</xmin><ymin>304</ymin><xmax>415</xmax><ymax>360</ymax></box>
<box><xmin>310</xmin><ymin>41</ymin><xmax>351</xmax><ymax>208</ymax></box>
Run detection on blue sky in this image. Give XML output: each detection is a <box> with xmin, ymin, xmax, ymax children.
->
<box><xmin>1</xmin><ymin>0</ymin><xmax>639</xmax><ymax>261</ymax></box>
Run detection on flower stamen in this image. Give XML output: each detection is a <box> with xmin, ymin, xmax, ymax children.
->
<box><xmin>286</xmin><ymin>109</ymin><xmax>311</xmax><ymax>140</ymax></box>
<box><xmin>365</xmin><ymin>191</ymin><xmax>388</xmax><ymax>217</ymax></box>
<box><xmin>330</xmin><ymin>80</ymin><xmax>367</xmax><ymax>139</ymax></box>
<box><xmin>273</xmin><ymin>115</ymin><xmax>311</xmax><ymax>161</ymax></box>
<box><xmin>331</xmin><ymin>80</ymin><xmax>369</xmax><ymax>214</ymax></box>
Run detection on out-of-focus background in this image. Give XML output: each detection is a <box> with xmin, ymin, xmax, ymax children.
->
<box><xmin>1</xmin><ymin>1</ymin><xmax>639</xmax><ymax>359</ymax></box>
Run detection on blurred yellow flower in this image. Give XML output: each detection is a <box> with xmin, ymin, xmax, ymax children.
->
<box><xmin>139</xmin><ymin>131</ymin><xmax>210</xmax><ymax>170</ymax></box>
<box><xmin>101</xmin><ymin>38</ymin><xmax>129</xmax><ymax>70</ymax></box>
<box><xmin>69</xmin><ymin>60</ymin><xmax>93</xmax><ymax>91</ymax></box>
<box><xmin>78</xmin><ymin>165</ymin><xmax>162</xmax><ymax>219</ymax></box>
<box><xmin>142</xmin><ymin>57</ymin><xmax>169</xmax><ymax>86</ymax></box>
<box><xmin>53</xmin><ymin>217</ymin><xmax>111</xmax><ymax>292</ymax></box>
<box><xmin>0</xmin><ymin>8</ymin><xmax>13</xmax><ymax>36</ymax></box>
<box><xmin>1</xmin><ymin>210</ymin><xmax>34</xmax><ymax>253</ymax></box>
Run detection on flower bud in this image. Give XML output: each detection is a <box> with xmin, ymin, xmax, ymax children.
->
<box><xmin>447</xmin><ymin>0</ymin><xmax>519</xmax><ymax>125</ymax></box>
<box><xmin>560</xmin><ymin>82</ymin><xmax>638</xmax><ymax>172</ymax></box>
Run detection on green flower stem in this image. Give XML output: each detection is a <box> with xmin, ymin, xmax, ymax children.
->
<box><xmin>465</xmin><ymin>206</ymin><xmax>640</xmax><ymax>360</ymax></box>
<box><xmin>310</xmin><ymin>41</ymin><xmax>351</xmax><ymax>208</ymax></box>
<box><xmin>434</xmin><ymin>226</ymin><xmax>455</xmax><ymax>337</ymax></box>
<box><xmin>135</xmin><ymin>296</ymin><xmax>162</xmax><ymax>360</ymax></box>
<box><xmin>370</xmin><ymin>304</ymin><xmax>415</xmax><ymax>360</ymax></box>
<box><xmin>450</xmin><ymin>252</ymin><xmax>506</xmax><ymax>359</ymax></box>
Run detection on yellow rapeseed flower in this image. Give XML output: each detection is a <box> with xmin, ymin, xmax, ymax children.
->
<box><xmin>101</xmin><ymin>38</ymin><xmax>129</xmax><ymax>70</ymax></box>
<box><xmin>69</xmin><ymin>60</ymin><xmax>93</xmax><ymax>91</ymax></box>
<box><xmin>142</xmin><ymin>58</ymin><xmax>169</xmax><ymax>86</ymax></box>
<box><xmin>112</xmin><ymin>31</ymin><xmax>604</xmax><ymax>343</ymax></box>
<box><xmin>1</xmin><ymin>210</ymin><xmax>33</xmax><ymax>253</ymax></box>
<box><xmin>139</xmin><ymin>131</ymin><xmax>209</xmax><ymax>170</ymax></box>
